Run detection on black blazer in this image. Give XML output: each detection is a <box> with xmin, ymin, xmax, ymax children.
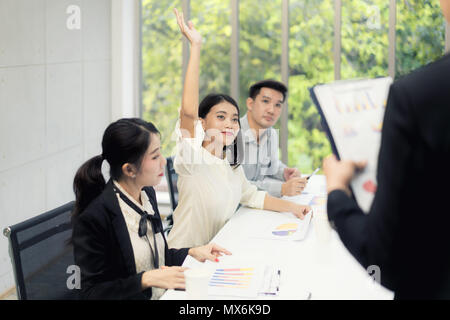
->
<box><xmin>327</xmin><ymin>53</ymin><xmax>450</xmax><ymax>299</ymax></box>
<box><xmin>72</xmin><ymin>180</ymin><xmax>189</xmax><ymax>300</ymax></box>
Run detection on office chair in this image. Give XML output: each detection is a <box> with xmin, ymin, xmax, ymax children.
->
<box><xmin>3</xmin><ymin>201</ymin><xmax>79</xmax><ymax>300</ymax></box>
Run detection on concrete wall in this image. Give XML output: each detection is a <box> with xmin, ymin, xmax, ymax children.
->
<box><xmin>0</xmin><ymin>0</ymin><xmax>112</xmax><ymax>295</ymax></box>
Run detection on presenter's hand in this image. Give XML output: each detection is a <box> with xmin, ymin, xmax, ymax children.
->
<box><xmin>142</xmin><ymin>266</ymin><xmax>187</xmax><ymax>290</ymax></box>
<box><xmin>189</xmin><ymin>243</ymin><xmax>232</xmax><ymax>263</ymax></box>
<box><xmin>174</xmin><ymin>8</ymin><xmax>202</xmax><ymax>46</ymax></box>
<box><xmin>323</xmin><ymin>154</ymin><xmax>367</xmax><ymax>195</ymax></box>
<box><xmin>283</xmin><ymin>167</ymin><xmax>301</xmax><ymax>181</ymax></box>
<box><xmin>281</xmin><ymin>177</ymin><xmax>307</xmax><ymax>196</ymax></box>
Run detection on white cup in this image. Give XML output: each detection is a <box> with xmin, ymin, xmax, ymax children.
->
<box><xmin>184</xmin><ymin>268</ymin><xmax>211</xmax><ymax>300</ymax></box>
<box><xmin>312</xmin><ymin>205</ymin><xmax>331</xmax><ymax>243</ymax></box>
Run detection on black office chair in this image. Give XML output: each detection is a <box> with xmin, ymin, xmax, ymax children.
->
<box><xmin>164</xmin><ymin>156</ymin><xmax>179</xmax><ymax>235</ymax></box>
<box><xmin>2</xmin><ymin>201</ymin><xmax>79</xmax><ymax>300</ymax></box>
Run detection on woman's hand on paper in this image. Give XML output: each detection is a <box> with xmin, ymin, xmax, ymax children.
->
<box><xmin>291</xmin><ymin>204</ymin><xmax>311</xmax><ymax>220</ymax></box>
<box><xmin>189</xmin><ymin>242</ymin><xmax>232</xmax><ymax>263</ymax></box>
<box><xmin>142</xmin><ymin>266</ymin><xmax>187</xmax><ymax>290</ymax></box>
<box><xmin>323</xmin><ymin>154</ymin><xmax>367</xmax><ymax>195</ymax></box>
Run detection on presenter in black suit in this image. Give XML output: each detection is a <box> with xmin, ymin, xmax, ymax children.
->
<box><xmin>71</xmin><ymin>118</ymin><xmax>231</xmax><ymax>300</ymax></box>
<box><xmin>323</xmin><ymin>0</ymin><xmax>450</xmax><ymax>299</ymax></box>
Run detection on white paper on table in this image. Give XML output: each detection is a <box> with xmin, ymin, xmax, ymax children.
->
<box><xmin>282</xmin><ymin>193</ymin><xmax>315</xmax><ymax>205</ymax></box>
<box><xmin>249</xmin><ymin>212</ymin><xmax>312</xmax><ymax>241</ymax></box>
<box><xmin>302</xmin><ymin>175</ymin><xmax>327</xmax><ymax>195</ymax></box>
<box><xmin>313</xmin><ymin>77</ymin><xmax>392</xmax><ymax>212</ymax></box>
<box><xmin>258</xmin><ymin>265</ymin><xmax>280</xmax><ymax>296</ymax></box>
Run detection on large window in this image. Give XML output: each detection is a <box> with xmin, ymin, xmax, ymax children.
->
<box><xmin>341</xmin><ymin>0</ymin><xmax>389</xmax><ymax>79</ymax></box>
<box><xmin>239</xmin><ymin>0</ymin><xmax>282</xmax><ymax>112</ymax></box>
<box><xmin>141</xmin><ymin>0</ymin><xmax>448</xmax><ymax>173</ymax></box>
<box><xmin>141</xmin><ymin>0</ymin><xmax>182</xmax><ymax>157</ymax></box>
<box><xmin>396</xmin><ymin>0</ymin><xmax>446</xmax><ymax>78</ymax></box>
<box><xmin>192</xmin><ymin>0</ymin><xmax>231</xmax><ymax>96</ymax></box>
<box><xmin>288</xmin><ymin>0</ymin><xmax>333</xmax><ymax>172</ymax></box>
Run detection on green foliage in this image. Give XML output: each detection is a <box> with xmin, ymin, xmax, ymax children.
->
<box><xmin>141</xmin><ymin>0</ymin><xmax>445</xmax><ymax>173</ymax></box>
<box><xmin>341</xmin><ymin>0</ymin><xmax>390</xmax><ymax>78</ymax></box>
<box><xmin>141</xmin><ymin>0</ymin><xmax>182</xmax><ymax>156</ymax></box>
<box><xmin>396</xmin><ymin>0</ymin><xmax>445</xmax><ymax>78</ymax></box>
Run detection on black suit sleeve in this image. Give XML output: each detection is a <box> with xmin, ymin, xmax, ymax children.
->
<box><xmin>327</xmin><ymin>81</ymin><xmax>415</xmax><ymax>291</ymax></box>
<box><xmin>165</xmin><ymin>246</ymin><xmax>190</xmax><ymax>266</ymax></box>
<box><xmin>73</xmin><ymin>213</ymin><xmax>147</xmax><ymax>300</ymax></box>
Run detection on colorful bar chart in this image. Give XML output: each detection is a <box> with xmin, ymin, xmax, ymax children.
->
<box><xmin>310</xmin><ymin>195</ymin><xmax>327</xmax><ymax>206</ymax></box>
<box><xmin>207</xmin><ymin>266</ymin><xmax>263</xmax><ymax>297</ymax></box>
<box><xmin>333</xmin><ymin>91</ymin><xmax>381</xmax><ymax>114</ymax></box>
<box><xmin>209</xmin><ymin>268</ymin><xmax>254</xmax><ymax>289</ymax></box>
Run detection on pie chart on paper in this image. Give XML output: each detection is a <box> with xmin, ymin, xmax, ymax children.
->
<box><xmin>272</xmin><ymin>223</ymin><xmax>298</xmax><ymax>236</ymax></box>
<box><xmin>363</xmin><ymin>180</ymin><xmax>377</xmax><ymax>193</ymax></box>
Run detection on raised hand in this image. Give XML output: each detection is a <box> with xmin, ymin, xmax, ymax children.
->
<box><xmin>173</xmin><ymin>8</ymin><xmax>202</xmax><ymax>46</ymax></box>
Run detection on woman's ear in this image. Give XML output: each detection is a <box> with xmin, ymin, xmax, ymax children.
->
<box><xmin>200</xmin><ymin>117</ymin><xmax>206</xmax><ymax>131</ymax></box>
<box><xmin>122</xmin><ymin>163</ymin><xmax>137</xmax><ymax>178</ymax></box>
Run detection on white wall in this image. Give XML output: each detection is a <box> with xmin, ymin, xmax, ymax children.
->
<box><xmin>0</xmin><ymin>0</ymin><xmax>112</xmax><ymax>295</ymax></box>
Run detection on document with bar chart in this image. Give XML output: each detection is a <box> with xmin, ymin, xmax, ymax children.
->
<box><xmin>310</xmin><ymin>77</ymin><xmax>392</xmax><ymax>212</ymax></box>
<box><xmin>208</xmin><ymin>265</ymin><xmax>264</xmax><ymax>298</ymax></box>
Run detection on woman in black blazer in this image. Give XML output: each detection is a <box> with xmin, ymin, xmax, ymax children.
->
<box><xmin>71</xmin><ymin>118</ymin><xmax>231</xmax><ymax>300</ymax></box>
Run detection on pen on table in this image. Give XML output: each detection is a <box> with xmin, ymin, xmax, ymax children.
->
<box><xmin>306</xmin><ymin>167</ymin><xmax>320</xmax><ymax>180</ymax></box>
<box><xmin>276</xmin><ymin>270</ymin><xmax>281</xmax><ymax>292</ymax></box>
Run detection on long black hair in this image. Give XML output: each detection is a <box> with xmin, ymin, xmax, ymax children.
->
<box><xmin>199</xmin><ymin>93</ymin><xmax>243</xmax><ymax>168</ymax></box>
<box><xmin>72</xmin><ymin>118</ymin><xmax>159</xmax><ymax>221</ymax></box>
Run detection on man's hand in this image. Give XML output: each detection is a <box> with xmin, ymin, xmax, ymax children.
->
<box><xmin>281</xmin><ymin>177</ymin><xmax>307</xmax><ymax>196</ymax></box>
<box><xmin>323</xmin><ymin>154</ymin><xmax>367</xmax><ymax>195</ymax></box>
<box><xmin>283</xmin><ymin>167</ymin><xmax>301</xmax><ymax>181</ymax></box>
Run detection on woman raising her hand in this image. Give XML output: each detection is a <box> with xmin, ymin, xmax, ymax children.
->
<box><xmin>167</xmin><ymin>9</ymin><xmax>311</xmax><ymax>249</ymax></box>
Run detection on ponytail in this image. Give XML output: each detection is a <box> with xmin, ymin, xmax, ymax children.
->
<box><xmin>70</xmin><ymin>117</ymin><xmax>159</xmax><ymax>237</ymax></box>
<box><xmin>72</xmin><ymin>155</ymin><xmax>105</xmax><ymax>220</ymax></box>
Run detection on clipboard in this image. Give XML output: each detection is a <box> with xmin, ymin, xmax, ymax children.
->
<box><xmin>309</xmin><ymin>85</ymin><xmax>340</xmax><ymax>160</ymax></box>
<box><xmin>308</xmin><ymin>77</ymin><xmax>393</xmax><ymax>212</ymax></box>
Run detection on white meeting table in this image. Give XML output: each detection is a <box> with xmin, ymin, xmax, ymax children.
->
<box><xmin>161</xmin><ymin>175</ymin><xmax>394</xmax><ymax>300</ymax></box>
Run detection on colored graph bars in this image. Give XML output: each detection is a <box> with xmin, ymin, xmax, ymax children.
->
<box><xmin>209</xmin><ymin>268</ymin><xmax>254</xmax><ymax>289</ymax></box>
<box><xmin>310</xmin><ymin>195</ymin><xmax>327</xmax><ymax>206</ymax></box>
<box><xmin>333</xmin><ymin>91</ymin><xmax>382</xmax><ymax>114</ymax></box>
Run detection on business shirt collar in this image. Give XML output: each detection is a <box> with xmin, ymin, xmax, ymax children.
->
<box><xmin>113</xmin><ymin>180</ymin><xmax>155</xmax><ymax>216</ymax></box>
<box><xmin>241</xmin><ymin>113</ymin><xmax>269</xmax><ymax>144</ymax></box>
